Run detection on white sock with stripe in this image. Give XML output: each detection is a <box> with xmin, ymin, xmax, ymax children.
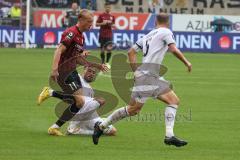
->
<box><xmin>165</xmin><ymin>105</ymin><xmax>178</xmax><ymax>137</ymax></box>
<box><xmin>100</xmin><ymin>106</ymin><xmax>129</xmax><ymax>129</ymax></box>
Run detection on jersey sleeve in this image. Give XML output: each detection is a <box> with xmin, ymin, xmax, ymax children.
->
<box><xmin>163</xmin><ymin>31</ymin><xmax>175</xmax><ymax>46</ymax></box>
<box><xmin>112</xmin><ymin>15</ymin><xmax>115</xmax><ymax>24</ymax></box>
<box><xmin>96</xmin><ymin>15</ymin><xmax>103</xmax><ymax>23</ymax></box>
<box><xmin>60</xmin><ymin>31</ymin><xmax>75</xmax><ymax>48</ymax></box>
<box><xmin>132</xmin><ymin>38</ymin><xmax>143</xmax><ymax>52</ymax></box>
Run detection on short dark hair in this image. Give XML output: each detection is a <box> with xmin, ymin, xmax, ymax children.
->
<box><xmin>156</xmin><ymin>13</ymin><xmax>169</xmax><ymax>24</ymax></box>
<box><xmin>104</xmin><ymin>2</ymin><xmax>111</xmax><ymax>6</ymax></box>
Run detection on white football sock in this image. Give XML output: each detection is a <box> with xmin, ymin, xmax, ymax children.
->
<box><xmin>50</xmin><ymin>123</ymin><xmax>60</xmax><ymax>129</ymax></box>
<box><xmin>165</xmin><ymin>105</ymin><xmax>177</xmax><ymax>137</ymax></box>
<box><xmin>49</xmin><ymin>88</ymin><xmax>53</xmax><ymax>96</ymax></box>
<box><xmin>100</xmin><ymin>106</ymin><xmax>129</xmax><ymax>129</ymax></box>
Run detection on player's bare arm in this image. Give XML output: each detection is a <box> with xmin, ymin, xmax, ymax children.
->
<box><xmin>109</xmin><ymin>21</ymin><xmax>115</xmax><ymax>28</ymax></box>
<box><xmin>107</xmin><ymin>20</ymin><xmax>115</xmax><ymax>27</ymax></box>
<box><xmin>90</xmin><ymin>63</ymin><xmax>109</xmax><ymax>72</ymax></box>
<box><xmin>128</xmin><ymin>47</ymin><xmax>138</xmax><ymax>72</ymax></box>
<box><xmin>168</xmin><ymin>43</ymin><xmax>192</xmax><ymax>72</ymax></box>
<box><xmin>76</xmin><ymin>55</ymin><xmax>109</xmax><ymax>72</ymax></box>
<box><xmin>96</xmin><ymin>21</ymin><xmax>108</xmax><ymax>26</ymax></box>
<box><xmin>51</xmin><ymin>43</ymin><xmax>67</xmax><ymax>81</ymax></box>
<box><xmin>111</xmin><ymin>23</ymin><xmax>115</xmax><ymax>27</ymax></box>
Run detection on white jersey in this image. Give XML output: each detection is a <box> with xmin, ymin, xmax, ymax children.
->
<box><xmin>68</xmin><ymin>75</ymin><xmax>115</xmax><ymax>135</ymax></box>
<box><xmin>79</xmin><ymin>75</ymin><xmax>94</xmax><ymax>98</ymax></box>
<box><xmin>76</xmin><ymin>75</ymin><xmax>98</xmax><ymax>120</ymax></box>
<box><xmin>132</xmin><ymin>27</ymin><xmax>175</xmax><ymax>76</ymax></box>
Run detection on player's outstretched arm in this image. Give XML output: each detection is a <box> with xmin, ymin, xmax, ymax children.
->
<box><xmin>96</xmin><ymin>21</ymin><xmax>107</xmax><ymax>27</ymax></box>
<box><xmin>128</xmin><ymin>47</ymin><xmax>138</xmax><ymax>72</ymax></box>
<box><xmin>76</xmin><ymin>55</ymin><xmax>109</xmax><ymax>72</ymax></box>
<box><xmin>168</xmin><ymin>43</ymin><xmax>192</xmax><ymax>72</ymax></box>
<box><xmin>51</xmin><ymin>44</ymin><xmax>67</xmax><ymax>81</ymax></box>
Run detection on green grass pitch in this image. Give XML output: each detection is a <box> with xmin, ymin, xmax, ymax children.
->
<box><xmin>0</xmin><ymin>48</ymin><xmax>239</xmax><ymax>160</ymax></box>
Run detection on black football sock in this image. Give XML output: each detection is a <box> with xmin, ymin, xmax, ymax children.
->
<box><xmin>55</xmin><ymin>103</ymin><xmax>80</xmax><ymax>127</ymax></box>
<box><xmin>100</xmin><ymin>51</ymin><xmax>105</xmax><ymax>64</ymax></box>
<box><xmin>106</xmin><ymin>52</ymin><xmax>112</xmax><ymax>63</ymax></box>
<box><xmin>52</xmin><ymin>91</ymin><xmax>76</xmax><ymax>103</ymax></box>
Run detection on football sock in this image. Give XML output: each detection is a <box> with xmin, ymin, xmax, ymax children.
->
<box><xmin>52</xmin><ymin>90</ymin><xmax>76</xmax><ymax>103</ymax></box>
<box><xmin>106</xmin><ymin>52</ymin><xmax>112</xmax><ymax>63</ymax></box>
<box><xmin>50</xmin><ymin>123</ymin><xmax>60</xmax><ymax>129</ymax></box>
<box><xmin>165</xmin><ymin>105</ymin><xmax>178</xmax><ymax>137</ymax></box>
<box><xmin>49</xmin><ymin>89</ymin><xmax>53</xmax><ymax>96</ymax></box>
<box><xmin>100</xmin><ymin>106</ymin><xmax>129</xmax><ymax>130</ymax></box>
<box><xmin>100</xmin><ymin>51</ymin><xmax>105</xmax><ymax>64</ymax></box>
<box><xmin>55</xmin><ymin>103</ymin><xmax>80</xmax><ymax>127</ymax></box>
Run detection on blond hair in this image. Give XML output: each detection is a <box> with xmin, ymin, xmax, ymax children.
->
<box><xmin>78</xmin><ymin>9</ymin><xmax>93</xmax><ymax>19</ymax></box>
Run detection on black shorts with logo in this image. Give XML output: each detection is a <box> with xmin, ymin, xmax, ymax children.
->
<box><xmin>57</xmin><ymin>70</ymin><xmax>82</xmax><ymax>94</ymax></box>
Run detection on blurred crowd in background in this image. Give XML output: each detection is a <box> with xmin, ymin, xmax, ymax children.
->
<box><xmin>0</xmin><ymin>0</ymin><xmax>97</xmax><ymax>26</ymax></box>
<box><xmin>0</xmin><ymin>0</ymin><xmax>167</xmax><ymax>27</ymax></box>
<box><xmin>1</xmin><ymin>0</ymin><xmax>240</xmax><ymax>52</ymax></box>
<box><xmin>0</xmin><ymin>0</ymin><xmax>239</xmax><ymax>32</ymax></box>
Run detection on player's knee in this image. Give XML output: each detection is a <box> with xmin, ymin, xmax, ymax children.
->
<box><xmin>74</xmin><ymin>95</ymin><xmax>85</xmax><ymax>108</ymax></box>
<box><xmin>173</xmin><ymin>96</ymin><xmax>180</xmax><ymax>106</ymax></box>
<box><xmin>169</xmin><ymin>98</ymin><xmax>180</xmax><ymax>106</ymax></box>
<box><xmin>127</xmin><ymin>105</ymin><xmax>141</xmax><ymax>116</ymax></box>
<box><xmin>106</xmin><ymin>48</ymin><xmax>112</xmax><ymax>52</ymax></box>
<box><xmin>95</xmin><ymin>97</ymin><xmax>105</xmax><ymax>106</ymax></box>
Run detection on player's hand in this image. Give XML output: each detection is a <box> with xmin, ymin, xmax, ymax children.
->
<box><xmin>106</xmin><ymin>20</ymin><xmax>112</xmax><ymax>25</ymax></box>
<box><xmin>99</xmin><ymin>64</ymin><xmax>109</xmax><ymax>72</ymax></box>
<box><xmin>102</xmin><ymin>21</ymin><xmax>108</xmax><ymax>25</ymax></box>
<box><xmin>51</xmin><ymin>69</ymin><xmax>59</xmax><ymax>82</ymax></box>
<box><xmin>186</xmin><ymin>62</ymin><xmax>192</xmax><ymax>72</ymax></box>
<box><xmin>82</xmin><ymin>50</ymin><xmax>90</xmax><ymax>57</ymax></box>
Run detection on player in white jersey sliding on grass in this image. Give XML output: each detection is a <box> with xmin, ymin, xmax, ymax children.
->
<box><xmin>38</xmin><ymin>66</ymin><xmax>117</xmax><ymax>136</ymax></box>
<box><xmin>92</xmin><ymin>13</ymin><xmax>192</xmax><ymax>147</ymax></box>
<box><xmin>66</xmin><ymin>67</ymin><xmax>117</xmax><ymax>136</ymax></box>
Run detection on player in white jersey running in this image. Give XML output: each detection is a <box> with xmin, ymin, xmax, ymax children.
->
<box><xmin>93</xmin><ymin>13</ymin><xmax>192</xmax><ymax>146</ymax></box>
<box><xmin>38</xmin><ymin>67</ymin><xmax>117</xmax><ymax>136</ymax></box>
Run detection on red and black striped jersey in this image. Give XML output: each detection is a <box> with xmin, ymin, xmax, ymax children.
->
<box><xmin>97</xmin><ymin>12</ymin><xmax>115</xmax><ymax>38</ymax></box>
<box><xmin>58</xmin><ymin>25</ymin><xmax>85</xmax><ymax>73</ymax></box>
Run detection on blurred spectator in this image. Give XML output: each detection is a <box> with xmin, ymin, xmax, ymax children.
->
<box><xmin>10</xmin><ymin>3</ymin><xmax>21</xmax><ymax>26</ymax></box>
<box><xmin>0</xmin><ymin>7</ymin><xmax>10</xmax><ymax>18</ymax></box>
<box><xmin>62</xmin><ymin>2</ymin><xmax>80</xmax><ymax>28</ymax></box>
<box><xmin>10</xmin><ymin>3</ymin><xmax>21</xmax><ymax>18</ymax></box>
<box><xmin>154</xmin><ymin>0</ymin><xmax>164</xmax><ymax>14</ymax></box>
<box><xmin>148</xmin><ymin>0</ymin><xmax>164</xmax><ymax>14</ymax></box>
<box><xmin>33</xmin><ymin>0</ymin><xmax>76</xmax><ymax>8</ymax></box>
<box><xmin>80</xmin><ymin>0</ymin><xmax>96</xmax><ymax>10</ymax></box>
<box><xmin>148</xmin><ymin>0</ymin><xmax>154</xmax><ymax>13</ymax></box>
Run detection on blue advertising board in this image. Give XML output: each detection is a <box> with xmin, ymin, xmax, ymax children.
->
<box><xmin>0</xmin><ymin>26</ymin><xmax>240</xmax><ymax>53</ymax></box>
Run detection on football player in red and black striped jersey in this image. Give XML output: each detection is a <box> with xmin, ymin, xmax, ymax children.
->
<box><xmin>38</xmin><ymin>9</ymin><xmax>108</xmax><ymax>136</ymax></box>
<box><xmin>96</xmin><ymin>2</ymin><xmax>115</xmax><ymax>69</ymax></box>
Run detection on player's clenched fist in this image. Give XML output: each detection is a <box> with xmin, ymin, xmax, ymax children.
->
<box><xmin>186</xmin><ymin>62</ymin><xmax>192</xmax><ymax>72</ymax></box>
<box><xmin>99</xmin><ymin>64</ymin><xmax>109</xmax><ymax>72</ymax></box>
